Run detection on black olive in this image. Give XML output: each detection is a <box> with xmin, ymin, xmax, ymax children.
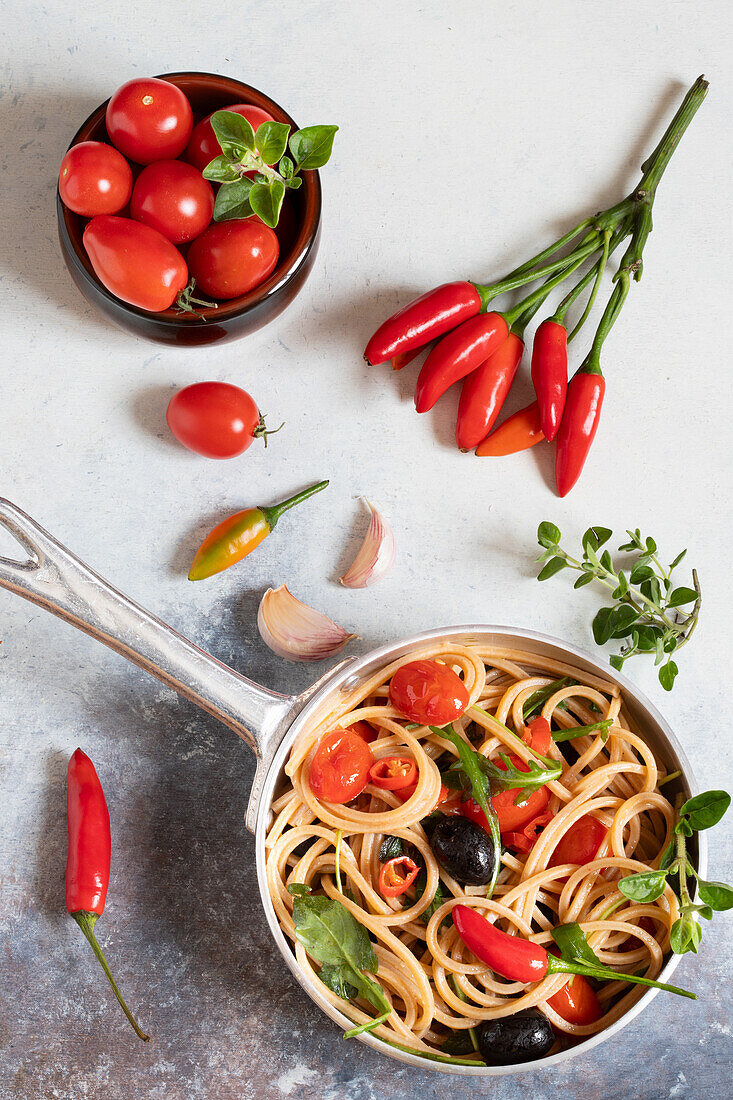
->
<box><xmin>477</xmin><ymin>1009</ymin><xmax>555</xmax><ymax>1066</ymax></box>
<box><xmin>430</xmin><ymin>815</ymin><xmax>496</xmax><ymax>885</ymax></box>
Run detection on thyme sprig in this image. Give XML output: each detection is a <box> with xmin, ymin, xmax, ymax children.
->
<box><xmin>536</xmin><ymin>522</ymin><xmax>701</xmax><ymax>690</ymax></box>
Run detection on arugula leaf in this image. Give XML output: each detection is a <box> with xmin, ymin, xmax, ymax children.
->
<box><xmin>378</xmin><ymin>835</ymin><xmax>405</xmax><ymax>862</ymax></box>
<box><xmin>522</xmin><ymin>677</ymin><xmax>570</xmax><ymax>719</ymax></box>
<box><xmin>551</xmin><ymin>719</ymin><xmax>612</xmax><ymax>744</ymax></box>
<box><xmin>292</xmin><ymin>895</ymin><xmax>390</xmax><ymax>1036</ymax></box>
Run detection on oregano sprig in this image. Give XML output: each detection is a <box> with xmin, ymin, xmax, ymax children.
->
<box><xmin>204</xmin><ymin>112</ymin><xmax>338</xmax><ymax>227</ymax></box>
<box><xmin>618</xmin><ymin>791</ymin><xmax>733</xmax><ymax>954</ymax></box>
<box><xmin>536</xmin><ymin>522</ymin><xmax>701</xmax><ymax>690</ymax></box>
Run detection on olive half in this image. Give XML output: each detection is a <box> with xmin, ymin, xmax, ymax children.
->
<box><xmin>430</xmin><ymin>814</ymin><xmax>496</xmax><ymax>886</ymax></box>
<box><xmin>477</xmin><ymin>1009</ymin><xmax>555</xmax><ymax>1065</ymax></box>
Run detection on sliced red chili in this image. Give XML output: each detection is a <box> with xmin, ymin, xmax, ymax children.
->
<box><xmin>379</xmin><ymin>855</ymin><xmax>419</xmax><ymax>898</ymax></box>
<box><xmin>369</xmin><ymin>756</ymin><xmax>418</xmax><ymax>791</ymax></box>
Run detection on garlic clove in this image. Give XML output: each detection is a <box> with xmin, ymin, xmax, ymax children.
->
<box><xmin>257</xmin><ymin>585</ymin><xmax>357</xmax><ymax>662</ymax></box>
<box><xmin>340</xmin><ymin>500</ymin><xmax>396</xmax><ymax>589</ymax></box>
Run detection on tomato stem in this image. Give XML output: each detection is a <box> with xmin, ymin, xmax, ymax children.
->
<box><xmin>175</xmin><ymin>277</ymin><xmax>218</xmax><ymax>317</ymax></box>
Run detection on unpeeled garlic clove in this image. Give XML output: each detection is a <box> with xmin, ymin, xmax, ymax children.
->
<box><xmin>339</xmin><ymin>501</ymin><xmax>396</xmax><ymax>589</ymax></box>
<box><xmin>257</xmin><ymin>585</ymin><xmax>357</xmax><ymax>662</ymax></box>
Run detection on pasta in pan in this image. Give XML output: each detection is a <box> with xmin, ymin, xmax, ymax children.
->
<box><xmin>265</xmin><ymin>641</ymin><xmax>682</xmax><ymax>1064</ymax></box>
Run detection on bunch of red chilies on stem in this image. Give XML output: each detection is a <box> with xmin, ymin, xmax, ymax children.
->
<box><xmin>364</xmin><ymin>76</ymin><xmax>708</xmax><ymax>495</ymax></box>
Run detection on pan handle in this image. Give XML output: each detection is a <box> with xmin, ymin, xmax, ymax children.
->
<box><xmin>0</xmin><ymin>499</ymin><xmax>295</xmax><ymax>756</ymax></box>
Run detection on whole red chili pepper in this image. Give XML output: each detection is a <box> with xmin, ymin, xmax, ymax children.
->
<box><xmin>452</xmin><ymin>906</ymin><xmax>694</xmax><ymax>998</ymax></box>
<box><xmin>455</xmin><ymin>331</ymin><xmax>524</xmax><ymax>450</ymax></box>
<box><xmin>531</xmin><ymin>319</ymin><xmax>568</xmax><ymax>441</ymax></box>
<box><xmin>554</xmin><ymin>362</ymin><xmax>605</xmax><ymax>496</ymax></box>
<box><xmin>364</xmin><ymin>281</ymin><xmax>481</xmax><ymax>366</ymax></box>
<box><xmin>475</xmin><ymin>401</ymin><xmax>545</xmax><ymax>457</ymax></box>
<box><xmin>414</xmin><ymin>312</ymin><xmax>509</xmax><ymax>413</ymax></box>
<box><xmin>66</xmin><ymin>748</ymin><xmax>150</xmax><ymax>1041</ymax></box>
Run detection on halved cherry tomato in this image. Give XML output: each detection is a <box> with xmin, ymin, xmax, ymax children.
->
<box><xmin>83</xmin><ymin>215</ymin><xmax>188</xmax><ymax>311</ymax></box>
<box><xmin>549</xmin><ymin>815</ymin><xmax>608</xmax><ymax>867</ymax></box>
<box><xmin>187</xmin><ymin>219</ymin><xmax>279</xmax><ymax>300</ymax></box>
<box><xmin>502</xmin><ymin>807</ymin><xmax>554</xmax><ymax>854</ymax></box>
<box><xmin>524</xmin><ymin>715</ymin><xmax>552</xmax><ymax>755</ymax></box>
<box><xmin>462</xmin><ymin>753</ymin><xmax>550</xmax><ymax>835</ymax></box>
<box><xmin>307</xmin><ymin>729</ymin><xmax>374</xmax><ymax>804</ymax></box>
<box><xmin>58</xmin><ymin>141</ymin><xmax>133</xmax><ymax>216</ymax></box>
<box><xmin>349</xmin><ymin>720</ymin><xmax>378</xmax><ymax>743</ymax></box>
<box><xmin>379</xmin><ymin>855</ymin><xmax>419</xmax><ymax>898</ymax></box>
<box><xmin>369</xmin><ymin>756</ymin><xmax>418</xmax><ymax>791</ymax></box>
<box><xmin>389</xmin><ymin>660</ymin><xmax>469</xmax><ymax>726</ymax></box>
<box><xmin>185</xmin><ymin>103</ymin><xmax>275</xmax><ymax>173</ymax></box>
<box><xmin>106</xmin><ymin>78</ymin><xmax>193</xmax><ymax>164</ymax></box>
<box><xmin>130</xmin><ymin>160</ymin><xmax>214</xmax><ymax>244</ymax></box>
<box><xmin>547</xmin><ymin>970</ymin><xmax>602</xmax><ymax>1025</ymax></box>
<box><xmin>166</xmin><ymin>382</ymin><xmax>266</xmax><ymax>459</ymax></box>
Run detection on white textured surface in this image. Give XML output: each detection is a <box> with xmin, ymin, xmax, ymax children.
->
<box><xmin>1</xmin><ymin>2</ymin><xmax>732</xmax><ymax>1098</ymax></box>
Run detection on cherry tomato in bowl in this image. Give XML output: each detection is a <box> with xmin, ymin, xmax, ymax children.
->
<box><xmin>308</xmin><ymin>729</ymin><xmax>374</xmax><ymax>804</ymax></box>
<box><xmin>185</xmin><ymin>103</ymin><xmax>275</xmax><ymax>173</ymax></box>
<box><xmin>130</xmin><ymin>160</ymin><xmax>214</xmax><ymax>244</ymax></box>
<box><xmin>547</xmin><ymin>972</ymin><xmax>602</xmax><ymax>1025</ymax></box>
<box><xmin>389</xmin><ymin>660</ymin><xmax>469</xmax><ymax>726</ymax></box>
<box><xmin>106</xmin><ymin>77</ymin><xmax>193</xmax><ymax>164</ymax></box>
<box><xmin>83</xmin><ymin>215</ymin><xmax>188</xmax><ymax>312</ymax></box>
<box><xmin>187</xmin><ymin>219</ymin><xmax>279</xmax><ymax>300</ymax></box>
<box><xmin>58</xmin><ymin>141</ymin><xmax>133</xmax><ymax>216</ymax></box>
<box><xmin>166</xmin><ymin>381</ymin><xmax>275</xmax><ymax>459</ymax></box>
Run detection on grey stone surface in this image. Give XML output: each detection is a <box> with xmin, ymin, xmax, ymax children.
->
<box><xmin>1</xmin><ymin>2</ymin><xmax>732</xmax><ymax>1098</ymax></box>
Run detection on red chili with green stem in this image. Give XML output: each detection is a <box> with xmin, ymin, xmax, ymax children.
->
<box><xmin>66</xmin><ymin>748</ymin><xmax>150</xmax><ymax>1041</ymax></box>
<box><xmin>452</xmin><ymin>905</ymin><xmax>695</xmax><ymax>998</ymax></box>
<box><xmin>366</xmin><ymin>77</ymin><xmax>709</xmax><ymax>475</ymax></box>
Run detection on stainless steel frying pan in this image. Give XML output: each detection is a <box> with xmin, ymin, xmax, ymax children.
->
<box><xmin>0</xmin><ymin>498</ymin><xmax>705</xmax><ymax>1075</ymax></box>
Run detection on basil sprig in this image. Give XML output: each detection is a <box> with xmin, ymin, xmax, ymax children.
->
<box><xmin>549</xmin><ymin>922</ymin><xmax>695</xmax><ymax>999</ymax></box>
<box><xmin>618</xmin><ymin>790</ymin><xmax>733</xmax><ymax>953</ymax></box>
<box><xmin>536</xmin><ymin>522</ymin><xmax>701</xmax><ymax>691</ymax></box>
<box><xmin>551</xmin><ymin>719</ymin><xmax>613</xmax><ymax>744</ymax></box>
<box><xmin>292</xmin><ymin>894</ymin><xmax>391</xmax><ymax>1038</ymax></box>
<box><xmin>204</xmin><ymin>112</ymin><xmax>338</xmax><ymax>228</ymax></box>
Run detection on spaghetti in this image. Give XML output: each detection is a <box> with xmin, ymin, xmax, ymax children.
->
<box><xmin>265</xmin><ymin>641</ymin><xmax>681</xmax><ymax>1062</ymax></box>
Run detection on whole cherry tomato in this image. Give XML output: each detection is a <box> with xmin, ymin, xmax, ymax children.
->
<box><xmin>368</xmin><ymin>757</ymin><xmax>418</xmax><ymax>791</ymax></box>
<box><xmin>106</xmin><ymin>77</ymin><xmax>193</xmax><ymax>164</ymax></box>
<box><xmin>547</xmin><ymin>971</ymin><xmax>602</xmax><ymax>1025</ymax></box>
<box><xmin>389</xmin><ymin>660</ymin><xmax>469</xmax><ymax>726</ymax></box>
<box><xmin>549</xmin><ymin>815</ymin><xmax>608</xmax><ymax>867</ymax></box>
<box><xmin>130</xmin><ymin>160</ymin><xmax>214</xmax><ymax>244</ymax></box>
<box><xmin>166</xmin><ymin>381</ymin><xmax>269</xmax><ymax>459</ymax></box>
<box><xmin>187</xmin><ymin>219</ymin><xmax>279</xmax><ymax>300</ymax></box>
<box><xmin>58</xmin><ymin>141</ymin><xmax>133</xmax><ymax>216</ymax></box>
<box><xmin>308</xmin><ymin>729</ymin><xmax>374</xmax><ymax>804</ymax></box>
<box><xmin>83</xmin><ymin>215</ymin><xmax>188</xmax><ymax>312</ymax></box>
<box><xmin>185</xmin><ymin>103</ymin><xmax>275</xmax><ymax>173</ymax></box>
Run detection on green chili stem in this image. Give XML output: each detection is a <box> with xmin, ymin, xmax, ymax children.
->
<box><xmin>545</xmin><ymin>953</ymin><xmax>695</xmax><ymax>999</ymax></box>
<box><xmin>261</xmin><ymin>480</ymin><xmax>329</xmax><ymax>528</ymax></box>
<box><xmin>72</xmin><ymin>911</ymin><xmax>150</xmax><ymax>1041</ymax></box>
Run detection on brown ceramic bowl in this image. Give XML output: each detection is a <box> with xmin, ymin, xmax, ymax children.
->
<box><xmin>57</xmin><ymin>71</ymin><xmax>322</xmax><ymax>346</ymax></box>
